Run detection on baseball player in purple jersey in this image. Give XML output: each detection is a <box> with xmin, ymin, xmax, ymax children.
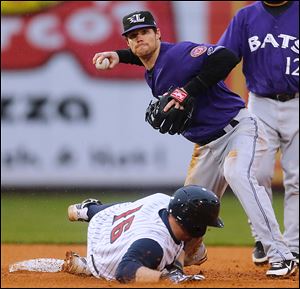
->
<box><xmin>62</xmin><ymin>185</ymin><xmax>222</xmax><ymax>283</ymax></box>
<box><xmin>218</xmin><ymin>0</ymin><xmax>299</xmax><ymax>266</ymax></box>
<box><xmin>92</xmin><ymin>10</ymin><xmax>298</xmax><ymax>277</ymax></box>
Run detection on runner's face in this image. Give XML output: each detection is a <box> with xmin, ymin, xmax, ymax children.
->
<box><xmin>126</xmin><ymin>28</ymin><xmax>160</xmax><ymax>58</ymax></box>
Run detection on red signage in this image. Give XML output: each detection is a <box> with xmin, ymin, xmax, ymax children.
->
<box><xmin>1</xmin><ymin>1</ymin><xmax>176</xmax><ymax>79</ymax></box>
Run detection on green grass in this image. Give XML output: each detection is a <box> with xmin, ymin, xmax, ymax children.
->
<box><xmin>1</xmin><ymin>190</ymin><xmax>284</xmax><ymax>245</ymax></box>
<box><xmin>205</xmin><ymin>192</ymin><xmax>284</xmax><ymax>245</ymax></box>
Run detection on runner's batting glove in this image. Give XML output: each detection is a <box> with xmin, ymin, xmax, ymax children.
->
<box><xmin>160</xmin><ymin>268</ymin><xmax>205</xmax><ymax>283</ymax></box>
<box><xmin>160</xmin><ymin>260</ymin><xmax>205</xmax><ymax>284</ymax></box>
<box><xmin>160</xmin><ymin>268</ymin><xmax>191</xmax><ymax>283</ymax></box>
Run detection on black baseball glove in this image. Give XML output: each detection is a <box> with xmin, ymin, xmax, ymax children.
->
<box><xmin>145</xmin><ymin>87</ymin><xmax>194</xmax><ymax>135</ymax></box>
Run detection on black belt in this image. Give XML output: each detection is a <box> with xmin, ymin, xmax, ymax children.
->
<box><xmin>264</xmin><ymin>93</ymin><xmax>298</xmax><ymax>102</ymax></box>
<box><xmin>198</xmin><ymin>119</ymin><xmax>239</xmax><ymax>146</ymax></box>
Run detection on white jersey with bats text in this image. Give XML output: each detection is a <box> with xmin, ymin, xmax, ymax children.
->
<box><xmin>86</xmin><ymin>193</ymin><xmax>184</xmax><ymax>280</ymax></box>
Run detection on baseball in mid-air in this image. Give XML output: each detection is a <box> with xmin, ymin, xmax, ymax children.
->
<box><xmin>95</xmin><ymin>58</ymin><xmax>110</xmax><ymax>70</ymax></box>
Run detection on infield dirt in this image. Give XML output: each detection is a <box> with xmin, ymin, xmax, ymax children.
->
<box><xmin>1</xmin><ymin>244</ymin><xmax>298</xmax><ymax>288</ymax></box>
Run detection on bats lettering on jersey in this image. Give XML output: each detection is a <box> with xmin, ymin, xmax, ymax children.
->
<box><xmin>248</xmin><ymin>33</ymin><xmax>299</xmax><ymax>52</ymax></box>
<box><xmin>248</xmin><ymin>33</ymin><xmax>299</xmax><ymax>76</ymax></box>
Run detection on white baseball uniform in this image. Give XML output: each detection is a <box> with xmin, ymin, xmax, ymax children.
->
<box><xmin>86</xmin><ymin>193</ymin><xmax>184</xmax><ymax>280</ymax></box>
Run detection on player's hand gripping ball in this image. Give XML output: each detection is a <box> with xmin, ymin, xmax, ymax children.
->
<box><xmin>95</xmin><ymin>58</ymin><xmax>110</xmax><ymax>70</ymax></box>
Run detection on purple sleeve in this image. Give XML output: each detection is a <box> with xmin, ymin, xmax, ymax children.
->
<box><xmin>217</xmin><ymin>12</ymin><xmax>244</xmax><ymax>59</ymax></box>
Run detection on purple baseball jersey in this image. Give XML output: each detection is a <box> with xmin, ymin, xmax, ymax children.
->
<box><xmin>144</xmin><ymin>42</ymin><xmax>245</xmax><ymax>143</ymax></box>
<box><xmin>218</xmin><ymin>1</ymin><xmax>299</xmax><ymax>96</ymax></box>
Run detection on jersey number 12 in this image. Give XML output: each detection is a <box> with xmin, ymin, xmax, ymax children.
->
<box><xmin>285</xmin><ymin>57</ymin><xmax>299</xmax><ymax>76</ymax></box>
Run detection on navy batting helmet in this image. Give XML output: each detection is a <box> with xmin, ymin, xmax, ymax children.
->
<box><xmin>168</xmin><ymin>185</ymin><xmax>224</xmax><ymax>237</ymax></box>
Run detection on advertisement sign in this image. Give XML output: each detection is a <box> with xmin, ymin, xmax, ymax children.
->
<box><xmin>1</xmin><ymin>1</ymin><xmax>192</xmax><ymax>188</ymax></box>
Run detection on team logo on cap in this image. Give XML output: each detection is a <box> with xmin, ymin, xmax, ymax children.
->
<box><xmin>127</xmin><ymin>14</ymin><xmax>145</xmax><ymax>23</ymax></box>
<box><xmin>190</xmin><ymin>46</ymin><xmax>207</xmax><ymax>57</ymax></box>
